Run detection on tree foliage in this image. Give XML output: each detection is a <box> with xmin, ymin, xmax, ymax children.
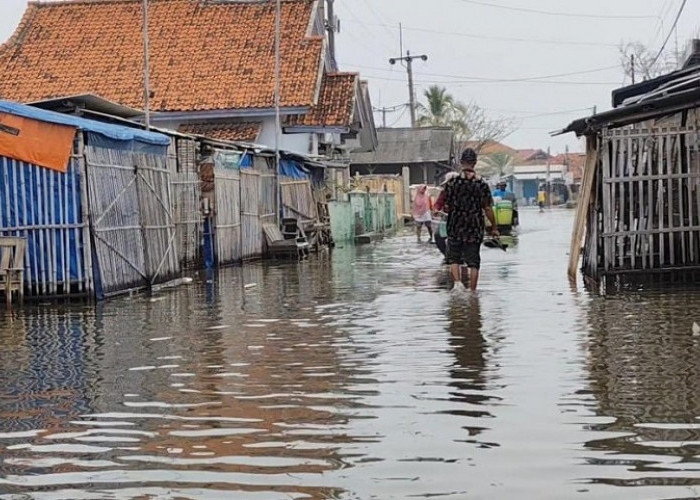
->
<box><xmin>416</xmin><ymin>85</ymin><xmax>514</xmax><ymax>158</ymax></box>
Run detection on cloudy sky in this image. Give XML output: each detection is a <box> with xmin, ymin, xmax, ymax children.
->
<box><xmin>2</xmin><ymin>0</ymin><xmax>699</xmax><ymax>153</ymax></box>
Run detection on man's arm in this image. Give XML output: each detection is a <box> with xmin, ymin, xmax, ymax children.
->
<box><xmin>484</xmin><ymin>205</ymin><xmax>498</xmax><ymax>233</ymax></box>
<box><xmin>482</xmin><ymin>183</ymin><xmax>499</xmax><ymax>236</ymax></box>
<box><xmin>434</xmin><ymin>190</ymin><xmax>446</xmax><ymax>212</ymax></box>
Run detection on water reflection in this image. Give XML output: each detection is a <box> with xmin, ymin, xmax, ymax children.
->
<box><xmin>582</xmin><ymin>291</ymin><xmax>700</xmax><ymax>491</ymax></box>
<box><xmin>1</xmin><ymin>211</ymin><xmax>700</xmax><ymax>499</ymax></box>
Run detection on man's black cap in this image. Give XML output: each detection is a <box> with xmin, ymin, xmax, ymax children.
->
<box><xmin>461</xmin><ymin>148</ymin><xmax>477</xmax><ymax>164</ymax></box>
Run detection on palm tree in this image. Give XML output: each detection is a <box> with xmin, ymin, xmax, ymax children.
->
<box><xmin>480</xmin><ymin>152</ymin><xmax>514</xmax><ymax>180</ymax></box>
<box><xmin>416</xmin><ymin>86</ymin><xmax>457</xmax><ymax>127</ymax></box>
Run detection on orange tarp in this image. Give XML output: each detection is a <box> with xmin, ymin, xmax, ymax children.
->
<box><xmin>0</xmin><ymin>112</ymin><xmax>76</xmax><ymax>173</ymax></box>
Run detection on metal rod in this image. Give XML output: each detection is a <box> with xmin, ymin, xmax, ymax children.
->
<box><xmin>274</xmin><ymin>0</ymin><xmax>282</xmax><ymax>225</ymax></box>
<box><xmin>142</xmin><ymin>0</ymin><xmax>151</xmax><ymax>129</ymax></box>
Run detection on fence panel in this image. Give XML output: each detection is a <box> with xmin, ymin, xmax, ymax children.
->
<box><xmin>214</xmin><ymin>168</ymin><xmax>242</xmax><ymax>265</ymax></box>
<box><xmin>241</xmin><ymin>170</ymin><xmax>263</xmax><ymax>260</ymax></box>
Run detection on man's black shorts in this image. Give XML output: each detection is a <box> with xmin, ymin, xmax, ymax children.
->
<box><xmin>447</xmin><ymin>238</ymin><xmax>481</xmax><ymax>269</ymax></box>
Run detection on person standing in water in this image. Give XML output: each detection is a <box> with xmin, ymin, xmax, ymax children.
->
<box><xmin>412</xmin><ymin>185</ymin><xmax>434</xmax><ymax>243</ymax></box>
<box><xmin>442</xmin><ymin>148</ymin><xmax>499</xmax><ymax>292</ymax></box>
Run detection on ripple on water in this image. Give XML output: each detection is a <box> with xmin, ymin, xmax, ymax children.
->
<box><xmin>2</xmin><ymin>215</ymin><xmax>700</xmax><ymax>499</ymax></box>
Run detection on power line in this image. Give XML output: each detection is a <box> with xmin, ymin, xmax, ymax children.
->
<box><xmin>357</xmin><ymin>0</ymin><xmax>397</xmax><ymax>49</ymax></box>
<box><xmin>651</xmin><ymin>0</ymin><xmax>688</xmax><ymax>66</ymax></box>
<box><xmin>451</xmin><ymin>0</ymin><xmax>658</xmax><ymax>20</ymax></box>
<box><xmin>346</xmin><ymin>63</ymin><xmax>620</xmax><ymax>83</ymax></box>
<box><xmin>358</xmin><ymin>72</ymin><xmax>619</xmax><ymax>86</ymax></box>
<box><xmin>340</xmin><ymin>2</ymin><xmax>395</xmax><ymax>53</ymax></box>
<box><xmin>343</xmin><ymin>20</ymin><xmax>619</xmax><ymax>48</ymax></box>
<box><xmin>387</xmin><ymin>105</ymin><xmax>409</xmax><ymax>127</ymax></box>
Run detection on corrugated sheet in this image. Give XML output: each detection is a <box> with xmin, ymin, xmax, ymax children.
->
<box><xmin>350</xmin><ymin>127</ymin><xmax>454</xmax><ymax>165</ymax></box>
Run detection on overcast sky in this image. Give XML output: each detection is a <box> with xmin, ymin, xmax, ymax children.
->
<box><xmin>2</xmin><ymin>0</ymin><xmax>699</xmax><ymax>154</ymax></box>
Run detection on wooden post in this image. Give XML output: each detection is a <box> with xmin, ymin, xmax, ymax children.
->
<box><xmin>568</xmin><ymin>135</ymin><xmax>598</xmax><ymax>279</ymax></box>
<box><xmin>402</xmin><ymin>165</ymin><xmax>411</xmax><ymax>215</ymax></box>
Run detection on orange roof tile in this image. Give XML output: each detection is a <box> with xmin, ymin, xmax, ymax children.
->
<box><xmin>178</xmin><ymin>121</ymin><xmax>262</xmax><ymax>142</ymax></box>
<box><xmin>0</xmin><ymin>0</ymin><xmax>324</xmax><ymax>112</ymax></box>
<box><xmin>287</xmin><ymin>72</ymin><xmax>358</xmax><ymax>128</ymax></box>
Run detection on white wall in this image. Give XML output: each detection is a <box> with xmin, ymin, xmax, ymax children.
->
<box><xmin>258</xmin><ymin>116</ymin><xmax>313</xmax><ymax>155</ymax></box>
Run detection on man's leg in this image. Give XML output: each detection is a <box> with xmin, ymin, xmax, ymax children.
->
<box><xmin>448</xmin><ymin>238</ymin><xmax>463</xmax><ymax>285</ymax></box>
<box><xmin>468</xmin><ymin>267</ymin><xmax>479</xmax><ymax>291</ymax></box>
<box><xmin>465</xmin><ymin>243</ymin><xmax>482</xmax><ymax>291</ymax></box>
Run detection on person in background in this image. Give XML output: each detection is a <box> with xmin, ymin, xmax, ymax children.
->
<box><xmin>537</xmin><ymin>185</ymin><xmax>546</xmax><ymax>212</ymax></box>
<box><xmin>492</xmin><ymin>180</ymin><xmax>519</xmax><ymax>227</ymax></box>
<box><xmin>433</xmin><ymin>171</ymin><xmax>460</xmax><ymax>259</ymax></box>
<box><xmin>492</xmin><ymin>180</ymin><xmax>513</xmax><ymax>200</ymax></box>
<box><xmin>412</xmin><ymin>184</ymin><xmax>434</xmax><ymax>243</ymax></box>
<box><xmin>442</xmin><ymin>148</ymin><xmax>499</xmax><ymax>292</ymax></box>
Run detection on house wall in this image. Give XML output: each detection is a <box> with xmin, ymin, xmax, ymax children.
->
<box><xmin>153</xmin><ymin>117</ymin><xmax>319</xmax><ymax>156</ymax></box>
<box><xmin>259</xmin><ymin>116</ymin><xmax>314</xmax><ymax>154</ymax></box>
<box><xmin>350</xmin><ymin>163</ymin><xmax>446</xmax><ymax>186</ymax></box>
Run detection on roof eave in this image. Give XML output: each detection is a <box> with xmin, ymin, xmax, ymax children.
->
<box><xmin>150</xmin><ymin>107</ymin><xmax>311</xmax><ymax>122</ymax></box>
<box><xmin>283</xmin><ymin>125</ymin><xmax>351</xmax><ymax>134</ymax></box>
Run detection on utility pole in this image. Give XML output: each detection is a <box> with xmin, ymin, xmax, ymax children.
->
<box><xmin>373</xmin><ymin>104</ymin><xmax>405</xmax><ymax>128</ymax></box>
<box><xmin>631</xmin><ymin>54</ymin><xmax>636</xmax><ymax>85</ymax></box>
<box><xmin>546</xmin><ymin>146</ymin><xmax>551</xmax><ymax>209</ymax></box>
<box><xmin>389</xmin><ymin>50</ymin><xmax>428</xmax><ymax>127</ymax></box>
<box><xmin>274</xmin><ymin>0</ymin><xmax>282</xmax><ymax>224</ymax></box>
<box><xmin>326</xmin><ymin>0</ymin><xmax>339</xmax><ymax>68</ymax></box>
<box><xmin>142</xmin><ymin>0</ymin><xmax>150</xmax><ymax>129</ymax></box>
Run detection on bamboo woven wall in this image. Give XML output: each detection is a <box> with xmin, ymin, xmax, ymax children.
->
<box><xmin>170</xmin><ymin>138</ymin><xmax>202</xmax><ymax>269</ymax></box>
<box><xmin>135</xmin><ymin>151</ymin><xmax>180</xmax><ymax>285</ymax></box>
<box><xmin>280</xmin><ymin>177</ymin><xmax>318</xmax><ymax>223</ymax></box>
<box><xmin>260</xmin><ymin>171</ymin><xmax>278</xmax><ymax>253</ymax></box>
<box><xmin>241</xmin><ymin>170</ymin><xmax>263</xmax><ymax>259</ymax></box>
<box><xmin>0</xmin><ymin>142</ymin><xmax>93</xmax><ymax>298</ymax></box>
<box><xmin>85</xmin><ymin>145</ymin><xmax>147</xmax><ymax>295</ymax></box>
<box><xmin>85</xmin><ymin>143</ymin><xmax>180</xmax><ymax>297</ymax></box>
<box><xmin>585</xmin><ymin>126</ymin><xmax>700</xmax><ymax>278</ymax></box>
<box><xmin>214</xmin><ymin>168</ymin><xmax>242</xmax><ymax>265</ymax></box>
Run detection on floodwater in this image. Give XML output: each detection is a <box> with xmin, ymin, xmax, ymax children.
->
<box><xmin>1</xmin><ymin>209</ymin><xmax>700</xmax><ymax>500</ymax></box>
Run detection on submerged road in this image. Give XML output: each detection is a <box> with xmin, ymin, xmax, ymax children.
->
<box><xmin>1</xmin><ymin>209</ymin><xmax>700</xmax><ymax>499</ymax></box>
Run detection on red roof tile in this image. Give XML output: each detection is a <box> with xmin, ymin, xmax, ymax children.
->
<box><xmin>178</xmin><ymin>121</ymin><xmax>262</xmax><ymax>142</ymax></box>
<box><xmin>287</xmin><ymin>72</ymin><xmax>358</xmax><ymax>128</ymax></box>
<box><xmin>0</xmin><ymin>0</ymin><xmax>324</xmax><ymax>112</ymax></box>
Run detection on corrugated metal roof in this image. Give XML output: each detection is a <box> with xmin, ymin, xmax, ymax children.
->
<box><xmin>350</xmin><ymin>127</ymin><xmax>454</xmax><ymax>165</ymax></box>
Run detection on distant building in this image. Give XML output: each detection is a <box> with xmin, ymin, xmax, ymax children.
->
<box><xmin>350</xmin><ymin>127</ymin><xmax>455</xmax><ymax>185</ymax></box>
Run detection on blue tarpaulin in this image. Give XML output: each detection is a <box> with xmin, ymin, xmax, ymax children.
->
<box><xmin>280</xmin><ymin>159</ymin><xmax>309</xmax><ymax>179</ymax></box>
<box><xmin>0</xmin><ymin>100</ymin><xmax>170</xmax><ymax>146</ymax></box>
<box><xmin>0</xmin><ymin>154</ymin><xmax>84</xmax><ymax>289</ymax></box>
<box><xmin>0</xmin><ymin>101</ymin><xmax>171</xmax><ymax>297</ymax></box>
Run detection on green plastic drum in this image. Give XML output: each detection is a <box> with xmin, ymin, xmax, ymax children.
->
<box><xmin>494</xmin><ymin>200</ymin><xmax>513</xmax><ymax>226</ymax></box>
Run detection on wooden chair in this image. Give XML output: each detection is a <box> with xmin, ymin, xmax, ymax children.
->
<box><xmin>0</xmin><ymin>237</ymin><xmax>27</xmax><ymax>307</ymax></box>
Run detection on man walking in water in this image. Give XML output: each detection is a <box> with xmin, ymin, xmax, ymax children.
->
<box><xmin>442</xmin><ymin>148</ymin><xmax>499</xmax><ymax>292</ymax></box>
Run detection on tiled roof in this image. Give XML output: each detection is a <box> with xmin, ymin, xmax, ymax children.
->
<box><xmin>513</xmin><ymin>148</ymin><xmax>551</xmax><ymax>165</ymax></box>
<box><xmin>552</xmin><ymin>152</ymin><xmax>586</xmax><ymax>180</ymax></box>
<box><xmin>178</xmin><ymin>121</ymin><xmax>262</xmax><ymax>143</ymax></box>
<box><xmin>0</xmin><ymin>0</ymin><xmax>324</xmax><ymax>112</ymax></box>
<box><xmin>287</xmin><ymin>73</ymin><xmax>358</xmax><ymax>128</ymax></box>
<box><xmin>465</xmin><ymin>140</ymin><xmax>518</xmax><ymax>156</ymax></box>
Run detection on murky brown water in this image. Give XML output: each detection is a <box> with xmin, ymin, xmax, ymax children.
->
<box><xmin>1</xmin><ymin>209</ymin><xmax>700</xmax><ymax>500</ymax></box>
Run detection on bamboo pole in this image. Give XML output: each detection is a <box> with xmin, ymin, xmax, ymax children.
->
<box><xmin>568</xmin><ymin>136</ymin><xmax>598</xmax><ymax>279</ymax></box>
